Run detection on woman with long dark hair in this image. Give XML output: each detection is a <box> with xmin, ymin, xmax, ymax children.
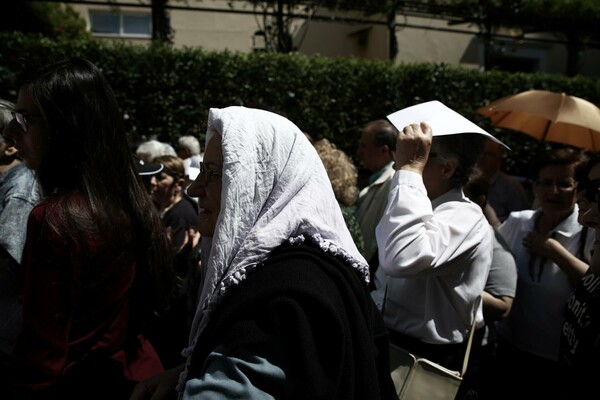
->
<box><xmin>2</xmin><ymin>57</ymin><xmax>174</xmax><ymax>399</ymax></box>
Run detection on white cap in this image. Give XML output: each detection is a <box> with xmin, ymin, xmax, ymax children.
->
<box><xmin>387</xmin><ymin>100</ymin><xmax>509</xmax><ymax>149</ymax></box>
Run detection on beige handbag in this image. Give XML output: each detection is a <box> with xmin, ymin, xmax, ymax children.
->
<box><xmin>385</xmin><ymin>286</ymin><xmax>480</xmax><ymax>400</ymax></box>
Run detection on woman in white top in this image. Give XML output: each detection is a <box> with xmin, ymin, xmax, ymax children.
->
<box><xmin>493</xmin><ymin>147</ymin><xmax>592</xmax><ymax>399</ymax></box>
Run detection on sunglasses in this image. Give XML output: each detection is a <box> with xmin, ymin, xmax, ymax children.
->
<box><xmin>578</xmin><ymin>178</ymin><xmax>600</xmax><ymax>203</ymax></box>
<box><xmin>11</xmin><ymin>111</ymin><xmax>40</xmax><ymax>132</ymax></box>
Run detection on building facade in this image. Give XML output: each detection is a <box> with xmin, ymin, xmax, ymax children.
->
<box><xmin>70</xmin><ymin>0</ymin><xmax>600</xmax><ymax>77</ymax></box>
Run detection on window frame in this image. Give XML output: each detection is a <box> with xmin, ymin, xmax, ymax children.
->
<box><xmin>89</xmin><ymin>9</ymin><xmax>152</xmax><ymax>39</ymax></box>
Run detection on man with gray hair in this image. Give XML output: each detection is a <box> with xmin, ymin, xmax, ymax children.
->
<box><xmin>136</xmin><ymin>139</ymin><xmax>177</xmax><ymax>164</ymax></box>
<box><xmin>177</xmin><ymin>135</ymin><xmax>203</xmax><ymax>183</ymax></box>
<box><xmin>371</xmin><ymin>101</ymin><xmax>498</xmax><ymax>374</ymax></box>
<box><xmin>0</xmin><ymin>99</ymin><xmax>42</xmax><ymax>365</ymax></box>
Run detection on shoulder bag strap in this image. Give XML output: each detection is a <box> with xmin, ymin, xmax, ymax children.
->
<box><xmin>460</xmin><ymin>296</ymin><xmax>481</xmax><ymax>377</ymax></box>
<box><xmin>383</xmin><ymin>282</ymin><xmax>480</xmax><ymax>377</ymax></box>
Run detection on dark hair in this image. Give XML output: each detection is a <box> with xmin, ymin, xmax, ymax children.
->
<box><xmin>20</xmin><ymin>57</ymin><xmax>174</xmax><ymax>317</ymax></box>
<box><xmin>464</xmin><ymin>169</ymin><xmax>490</xmax><ymax>200</ymax></box>
<box><xmin>366</xmin><ymin>119</ymin><xmax>398</xmax><ymax>152</ymax></box>
<box><xmin>576</xmin><ymin>153</ymin><xmax>600</xmax><ymax>184</ymax></box>
<box><xmin>532</xmin><ymin>147</ymin><xmax>589</xmax><ymax>180</ymax></box>
<box><xmin>431</xmin><ymin>133</ymin><xmax>487</xmax><ymax>188</ymax></box>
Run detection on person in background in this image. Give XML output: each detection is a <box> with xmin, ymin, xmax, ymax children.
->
<box><xmin>559</xmin><ymin>154</ymin><xmax>600</xmax><ymax>398</ymax></box>
<box><xmin>2</xmin><ymin>57</ymin><xmax>174</xmax><ymax>399</ymax></box>
<box><xmin>131</xmin><ymin>106</ymin><xmax>396</xmax><ymax>400</ymax></box>
<box><xmin>176</xmin><ymin>135</ymin><xmax>203</xmax><ymax>186</ymax></box>
<box><xmin>493</xmin><ymin>147</ymin><xmax>592</xmax><ymax>399</ymax></box>
<box><xmin>355</xmin><ymin>119</ymin><xmax>397</xmax><ymax>277</ymax></box>
<box><xmin>136</xmin><ymin>154</ymin><xmax>197</xmax><ymax>370</ymax></box>
<box><xmin>462</xmin><ymin>170</ymin><xmax>518</xmax><ymax>399</ymax></box>
<box><xmin>152</xmin><ymin>155</ymin><xmax>198</xmax><ymax>253</ymax></box>
<box><xmin>477</xmin><ymin>139</ymin><xmax>530</xmax><ymax>222</ymax></box>
<box><xmin>314</xmin><ymin>138</ymin><xmax>364</xmax><ymax>255</ymax></box>
<box><xmin>0</xmin><ymin>99</ymin><xmax>42</xmax><ymax>375</ymax></box>
<box><xmin>371</xmin><ymin>101</ymin><xmax>496</xmax><ymax>373</ymax></box>
<box><xmin>136</xmin><ymin>158</ymin><xmax>164</xmax><ymax>198</ymax></box>
<box><xmin>136</xmin><ymin>139</ymin><xmax>177</xmax><ymax>164</ymax></box>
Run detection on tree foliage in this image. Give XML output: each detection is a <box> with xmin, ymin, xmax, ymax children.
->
<box><xmin>2</xmin><ymin>32</ymin><xmax>598</xmax><ymax>178</ymax></box>
<box><xmin>0</xmin><ymin>1</ymin><xmax>89</xmax><ymax>40</ymax></box>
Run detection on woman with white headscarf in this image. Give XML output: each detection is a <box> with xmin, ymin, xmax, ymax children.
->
<box><xmin>131</xmin><ymin>106</ymin><xmax>396</xmax><ymax>400</ymax></box>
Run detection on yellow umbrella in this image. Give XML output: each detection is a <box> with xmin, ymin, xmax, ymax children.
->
<box><xmin>476</xmin><ymin>90</ymin><xmax>600</xmax><ymax>151</ymax></box>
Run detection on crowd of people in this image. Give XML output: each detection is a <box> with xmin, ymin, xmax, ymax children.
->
<box><xmin>0</xmin><ymin>56</ymin><xmax>598</xmax><ymax>399</ymax></box>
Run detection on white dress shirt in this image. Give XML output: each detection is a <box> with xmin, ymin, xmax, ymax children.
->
<box><xmin>371</xmin><ymin>170</ymin><xmax>492</xmax><ymax>344</ymax></box>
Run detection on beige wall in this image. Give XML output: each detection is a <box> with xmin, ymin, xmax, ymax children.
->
<box><xmin>67</xmin><ymin>1</ymin><xmax>599</xmax><ymax>76</ymax></box>
<box><xmin>295</xmin><ymin>9</ymin><xmax>389</xmax><ymax>60</ymax></box>
<box><xmin>170</xmin><ymin>1</ymin><xmax>257</xmax><ymax>51</ymax></box>
<box><xmin>393</xmin><ymin>16</ymin><xmax>479</xmax><ymax>67</ymax></box>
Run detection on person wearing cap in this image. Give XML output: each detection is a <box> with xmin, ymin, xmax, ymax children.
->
<box><xmin>371</xmin><ymin>101</ymin><xmax>495</xmax><ymax>374</ymax></box>
<box><xmin>136</xmin><ymin>158</ymin><xmax>163</xmax><ymax>196</ymax></box>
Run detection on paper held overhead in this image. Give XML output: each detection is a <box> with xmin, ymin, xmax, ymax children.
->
<box><xmin>387</xmin><ymin>100</ymin><xmax>509</xmax><ymax>150</ymax></box>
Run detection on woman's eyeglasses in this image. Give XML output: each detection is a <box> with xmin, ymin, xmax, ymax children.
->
<box><xmin>578</xmin><ymin>178</ymin><xmax>600</xmax><ymax>202</ymax></box>
<box><xmin>199</xmin><ymin>162</ymin><xmax>222</xmax><ymax>183</ymax></box>
<box><xmin>534</xmin><ymin>179</ymin><xmax>577</xmax><ymax>192</ymax></box>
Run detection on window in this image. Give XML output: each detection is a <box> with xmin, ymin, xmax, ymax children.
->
<box><xmin>89</xmin><ymin>10</ymin><xmax>152</xmax><ymax>38</ymax></box>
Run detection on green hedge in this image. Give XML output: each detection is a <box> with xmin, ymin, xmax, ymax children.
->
<box><xmin>1</xmin><ymin>32</ymin><xmax>599</xmax><ymax>177</ymax></box>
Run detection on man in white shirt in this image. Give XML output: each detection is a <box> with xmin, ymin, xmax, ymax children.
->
<box><xmin>372</xmin><ymin>103</ymin><xmax>497</xmax><ymax>372</ymax></box>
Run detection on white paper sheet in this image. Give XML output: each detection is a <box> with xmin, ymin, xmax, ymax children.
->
<box><xmin>387</xmin><ymin>100</ymin><xmax>509</xmax><ymax>149</ymax></box>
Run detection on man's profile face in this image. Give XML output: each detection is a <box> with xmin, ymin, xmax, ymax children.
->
<box><xmin>356</xmin><ymin>128</ymin><xmax>386</xmax><ymax>172</ymax></box>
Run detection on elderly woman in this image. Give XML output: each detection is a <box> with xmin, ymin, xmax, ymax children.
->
<box><xmin>493</xmin><ymin>147</ymin><xmax>592</xmax><ymax>399</ymax></box>
<box><xmin>132</xmin><ymin>106</ymin><xmax>396</xmax><ymax>400</ymax></box>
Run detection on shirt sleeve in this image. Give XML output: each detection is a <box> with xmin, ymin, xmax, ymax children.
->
<box><xmin>183</xmin><ymin>345</ymin><xmax>284</xmax><ymax>400</ymax></box>
<box><xmin>0</xmin><ymin>194</ymin><xmax>36</xmax><ymax>264</ymax></box>
<box><xmin>375</xmin><ymin>170</ymin><xmax>487</xmax><ymax>277</ymax></box>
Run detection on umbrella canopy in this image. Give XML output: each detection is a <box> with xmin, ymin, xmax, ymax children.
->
<box><xmin>476</xmin><ymin>90</ymin><xmax>600</xmax><ymax>151</ymax></box>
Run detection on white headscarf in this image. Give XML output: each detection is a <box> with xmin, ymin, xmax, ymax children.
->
<box><xmin>178</xmin><ymin>106</ymin><xmax>368</xmax><ymax>391</ymax></box>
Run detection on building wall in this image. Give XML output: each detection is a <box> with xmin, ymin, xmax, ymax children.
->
<box><xmin>294</xmin><ymin>9</ymin><xmax>389</xmax><ymax>61</ymax></box>
<box><xmin>170</xmin><ymin>1</ymin><xmax>258</xmax><ymax>51</ymax></box>
<box><xmin>393</xmin><ymin>16</ymin><xmax>480</xmax><ymax>68</ymax></box>
<box><xmin>69</xmin><ymin>1</ymin><xmax>599</xmax><ymax>77</ymax></box>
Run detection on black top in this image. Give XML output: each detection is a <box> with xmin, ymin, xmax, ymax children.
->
<box><xmin>188</xmin><ymin>241</ymin><xmax>397</xmax><ymax>400</ymax></box>
<box><xmin>560</xmin><ymin>270</ymin><xmax>600</xmax><ymax>397</ymax></box>
<box><xmin>162</xmin><ymin>196</ymin><xmax>198</xmax><ymax>257</ymax></box>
